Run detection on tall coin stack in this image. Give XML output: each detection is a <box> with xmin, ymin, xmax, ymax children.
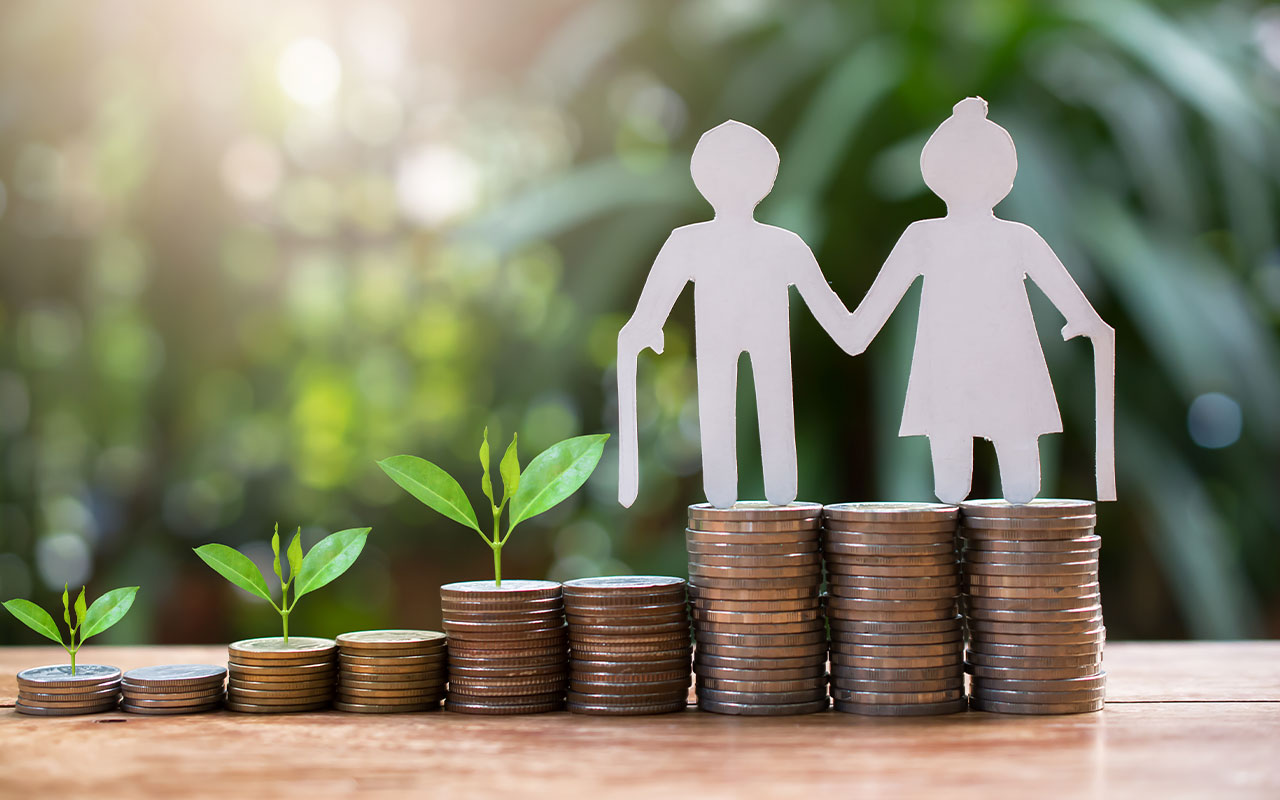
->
<box><xmin>15</xmin><ymin>665</ymin><xmax>121</xmax><ymax>716</ymax></box>
<box><xmin>960</xmin><ymin>499</ymin><xmax>1105</xmax><ymax>715</ymax></box>
<box><xmin>823</xmin><ymin>502</ymin><xmax>966</xmax><ymax>716</ymax></box>
<box><xmin>334</xmin><ymin>630</ymin><xmax>448</xmax><ymax>713</ymax></box>
<box><xmin>563</xmin><ymin>576</ymin><xmax>691</xmax><ymax>715</ymax></box>
<box><xmin>225</xmin><ymin>637</ymin><xmax>337</xmax><ymax>713</ymax></box>
<box><xmin>121</xmin><ymin>664</ymin><xmax>226</xmax><ymax>715</ymax></box>
<box><xmin>440</xmin><ymin>580</ymin><xmax>569</xmax><ymax>715</ymax></box>
<box><xmin>687</xmin><ymin>502</ymin><xmax>828</xmax><ymax>716</ymax></box>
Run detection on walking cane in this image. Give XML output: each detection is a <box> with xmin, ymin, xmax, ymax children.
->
<box><xmin>1093</xmin><ymin>327</ymin><xmax>1117</xmax><ymax>501</ymax></box>
<box><xmin>617</xmin><ymin>341</ymin><xmax>641</xmax><ymax>508</ymax></box>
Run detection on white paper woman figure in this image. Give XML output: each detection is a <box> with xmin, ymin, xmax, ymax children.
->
<box><xmin>845</xmin><ymin>97</ymin><xmax>1116</xmax><ymax>504</ymax></box>
<box><xmin>617</xmin><ymin>121</ymin><xmax>858</xmax><ymax>509</ymax></box>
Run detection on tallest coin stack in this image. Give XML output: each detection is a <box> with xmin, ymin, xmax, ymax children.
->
<box><xmin>687</xmin><ymin>502</ymin><xmax>828</xmax><ymax>716</ymax></box>
<box><xmin>960</xmin><ymin>499</ymin><xmax>1105</xmax><ymax>715</ymax></box>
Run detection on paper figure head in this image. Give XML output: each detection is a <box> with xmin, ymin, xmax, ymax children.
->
<box><xmin>690</xmin><ymin>120</ymin><xmax>780</xmax><ymax>217</ymax></box>
<box><xmin>920</xmin><ymin>97</ymin><xmax>1017</xmax><ymax>212</ymax></box>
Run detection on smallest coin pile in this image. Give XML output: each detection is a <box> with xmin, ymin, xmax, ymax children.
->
<box><xmin>334</xmin><ymin>630</ymin><xmax>447</xmax><ymax>713</ymax></box>
<box><xmin>441</xmin><ymin>580</ymin><xmax>569</xmax><ymax>715</ymax></box>
<box><xmin>121</xmin><ymin>664</ymin><xmax>226</xmax><ymax>715</ymax></box>
<box><xmin>226</xmin><ymin>637</ymin><xmax>336</xmax><ymax>713</ymax></box>
<box><xmin>563</xmin><ymin>576</ymin><xmax>691</xmax><ymax>715</ymax></box>
<box><xmin>961</xmin><ymin>499</ymin><xmax>1105</xmax><ymax>715</ymax></box>
<box><xmin>16</xmin><ymin>665</ymin><xmax>121</xmax><ymax>716</ymax></box>
<box><xmin>823</xmin><ymin>503</ymin><xmax>965</xmax><ymax>716</ymax></box>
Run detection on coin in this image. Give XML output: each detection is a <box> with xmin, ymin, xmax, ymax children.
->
<box><xmin>693</xmin><ymin>553</ymin><xmax>824</xmax><ymax>569</ymax></box>
<box><xmin>225</xmin><ymin>700</ymin><xmax>331</xmax><ymax>713</ymax></box>
<box><xmin>966</xmin><ymin>617</ymin><xmax>1104</xmax><ymax>635</ymax></box>
<box><xmin>229</xmin><ymin>637</ymin><xmax>336</xmax><ymax>658</ymax></box>
<box><xmin>965</xmin><ymin>582</ymin><xmax>1102</xmax><ymax>599</ymax></box>
<box><xmin>120</xmin><ymin>702</ymin><xmax>220</xmax><ymax>716</ymax></box>
<box><xmin>444</xmin><ymin>698</ymin><xmax>563</xmax><ymax>715</ymax></box>
<box><xmin>963</xmin><ymin>536</ymin><xmax>1101</xmax><ymax>552</ymax></box>
<box><xmin>971</xmin><ymin>673</ymin><xmax>1106</xmax><ymax>692</ymax></box>
<box><xmin>688</xmin><ymin>586</ymin><xmax>817</xmax><ymax>601</ymax></box>
<box><xmin>829</xmin><ymin>652</ymin><xmax>963</xmax><ymax>669</ymax></box>
<box><xmin>695</xmin><ymin>644</ymin><xmax>824</xmax><ymax>661</ymax></box>
<box><xmin>823</xmin><ymin>502</ymin><xmax>957</xmax><ymax>523</ymax></box>
<box><xmin>830</xmin><ymin>664</ymin><xmax>965</xmax><ymax>682</ymax></box>
<box><xmin>122</xmin><ymin>693</ymin><xmax>226</xmax><ymax>708</ymax></box>
<box><xmin>690</xmin><ymin>597</ymin><xmax>820</xmax><ymax>612</ymax></box>
<box><xmin>964</xmin><ymin>574</ymin><xmax>1096</xmax><ymax>588</ymax></box>
<box><xmin>966</xmin><ymin>641</ymin><xmax>1103</xmax><ymax>658</ymax></box>
<box><xmin>688</xmin><ymin>501</ymin><xmax>824</xmax><ymax>521</ymax></box>
<box><xmin>969</xmin><ymin>696</ymin><xmax>1104</xmax><ymax>714</ymax></box>
<box><xmin>121</xmin><ymin>686</ymin><xmax>226</xmax><ymax>702</ymax></box>
<box><xmin>966</xmin><ymin>650</ymin><xmax>1101</xmax><ymax>669</ymax></box>
<box><xmin>16</xmin><ymin>692</ymin><xmax>121</xmax><ymax>707</ymax></box>
<box><xmin>828</xmin><ymin>575</ymin><xmax>959</xmax><ymax>590</ymax></box>
<box><xmin>831</xmin><ymin>630</ymin><xmax>962</xmax><ymax>646</ymax></box>
<box><xmin>834</xmin><ymin>698</ymin><xmax>966</xmax><ymax>716</ymax></box>
<box><xmin>441</xmin><ymin>579</ymin><xmax>561</xmax><ymax>599</ymax></box>
<box><xmin>688</xmin><ymin>576</ymin><xmax>822</xmax><ymax>590</ymax></box>
<box><xmin>441</xmin><ymin>597</ymin><xmax>565</xmax><ymax>613</ymax></box>
<box><xmin>121</xmin><ymin>664</ymin><xmax>227</xmax><ymax>687</ymax></box>
<box><xmin>829</xmin><ymin>616</ymin><xmax>962</xmax><ymax>634</ymax></box>
<box><xmin>963</xmin><ymin>594</ymin><xmax>1102</xmax><ymax>611</ymax></box>
<box><xmin>823</xmin><ymin>541</ymin><xmax>957</xmax><ymax>558</ymax></box>
<box><xmin>961</xmin><ymin>498</ymin><xmax>1096</xmax><ymax>517</ymax></box>
<box><xmin>692</xmin><ymin>609</ymin><xmax>822</xmax><ymax>626</ymax></box>
<box><xmin>832</xmin><ymin>686</ymin><xmax>964</xmax><ymax>704</ymax></box>
<box><xmin>693</xmin><ymin>664</ymin><xmax>825</xmax><ymax>681</ymax></box>
<box><xmin>334</xmin><ymin>701</ymin><xmax>440</xmax><ymax>713</ymax></box>
<box><xmin>335</xmin><ymin>630</ymin><xmax>447</xmax><ymax>653</ymax></box>
<box><xmin>686</xmin><ymin>530</ymin><xmax>821</xmax><ymax>546</ymax></box>
<box><xmin>697</xmin><ymin>697</ymin><xmax>828</xmax><ymax>715</ymax></box>
<box><xmin>227</xmin><ymin>663</ymin><xmax>336</xmax><ymax>679</ymax></box>
<box><xmin>826</xmin><ymin>597</ymin><xmax>956</xmax><ymax>614</ymax></box>
<box><xmin>965</xmin><ymin>662</ymin><xmax>1102</xmax><ymax>680</ymax></box>
<box><xmin>831</xmin><ymin>677</ymin><xmax>964</xmax><ymax>693</ymax></box>
<box><xmin>17</xmin><ymin>664</ymin><xmax>122</xmax><ymax>688</ymax></box>
<box><xmin>965</xmin><ymin>606</ymin><xmax>1102</xmax><ymax>625</ymax></box>
<box><xmin>825</xmin><ymin>552</ymin><xmax>957</xmax><ymax>567</ymax></box>
<box><xmin>15</xmin><ymin>700</ymin><xmax>120</xmax><ymax>716</ymax></box>
<box><xmin>964</xmin><ymin>561</ymin><xmax>1098</xmax><ymax>577</ymax></box>
<box><xmin>688</xmin><ymin>541</ymin><xmax>821</xmax><ymax>556</ymax></box>
<box><xmin>337</xmin><ymin>685</ymin><xmax>445</xmax><ymax>699</ymax></box>
<box><xmin>961</xmin><ymin>520</ymin><xmax>1095</xmax><ymax>536</ymax></box>
<box><xmin>567</xmin><ymin>699</ymin><xmax>688</xmax><ymax>716</ymax></box>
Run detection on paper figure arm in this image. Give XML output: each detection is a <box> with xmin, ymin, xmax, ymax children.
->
<box><xmin>616</xmin><ymin>233</ymin><xmax>692</xmax><ymax>507</ymax></box>
<box><xmin>1021</xmin><ymin>227</ymin><xmax>1116</xmax><ymax>501</ymax></box>
<box><xmin>790</xmin><ymin>239</ymin><xmax>860</xmax><ymax>355</ymax></box>
<box><xmin>844</xmin><ymin>224</ymin><xmax>925</xmax><ymax>355</ymax></box>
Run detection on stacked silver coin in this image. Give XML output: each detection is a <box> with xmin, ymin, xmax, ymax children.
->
<box><xmin>687</xmin><ymin>502</ymin><xmax>828</xmax><ymax>716</ymax></box>
<box><xmin>961</xmin><ymin>499</ymin><xmax>1106</xmax><ymax>714</ymax></box>
<box><xmin>334</xmin><ymin>630</ymin><xmax>448</xmax><ymax>713</ymax></box>
<box><xmin>121</xmin><ymin>664</ymin><xmax>225</xmax><ymax>715</ymax></box>
<box><xmin>441</xmin><ymin>580</ymin><xmax>569</xmax><ymax>715</ymax></box>
<box><xmin>563</xmin><ymin>576</ymin><xmax>691</xmax><ymax>715</ymax></box>
<box><xmin>15</xmin><ymin>665</ymin><xmax>121</xmax><ymax>716</ymax></box>
<box><xmin>823</xmin><ymin>502</ymin><xmax>966</xmax><ymax>716</ymax></box>
<box><xmin>225</xmin><ymin>637</ymin><xmax>337</xmax><ymax>713</ymax></box>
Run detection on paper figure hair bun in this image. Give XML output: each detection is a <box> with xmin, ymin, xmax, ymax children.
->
<box><xmin>921</xmin><ymin>95</ymin><xmax>1017</xmax><ymax>210</ymax></box>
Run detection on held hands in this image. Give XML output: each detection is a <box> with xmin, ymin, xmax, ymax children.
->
<box><xmin>618</xmin><ymin>321</ymin><xmax>665</xmax><ymax>356</ymax></box>
<box><xmin>834</xmin><ymin>312</ymin><xmax>873</xmax><ymax>357</ymax></box>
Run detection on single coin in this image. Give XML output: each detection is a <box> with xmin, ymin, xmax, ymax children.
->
<box><xmin>121</xmin><ymin>686</ymin><xmax>226</xmax><ymax>702</ymax></box>
<box><xmin>693</xmin><ymin>608</ymin><xmax>822</xmax><ymax>625</ymax></box>
<box><xmin>966</xmin><ymin>617</ymin><xmax>1104</xmax><ymax>636</ymax></box>
<box><xmin>832</xmin><ymin>630</ymin><xmax>962</xmax><ymax>646</ymax></box>
<box><xmin>828</xmin><ymin>586</ymin><xmax>959</xmax><ymax>602</ymax></box>
<box><xmin>697</xmin><ymin>619</ymin><xmax>824</xmax><ymax>635</ymax></box>
<box><xmin>689</xmin><ymin>563</ymin><xmax>821</xmax><ymax>579</ymax></box>
<box><xmin>688</xmin><ymin>586</ymin><xmax>818</xmax><ymax>602</ymax></box>
<box><xmin>964</xmin><ymin>574</ymin><xmax>1096</xmax><ymax>589</ymax></box>
<box><xmin>965</xmin><ymin>662</ymin><xmax>1103</xmax><ymax>680</ymax></box>
<box><xmin>698</xmin><ymin>684</ymin><xmax>828</xmax><ymax>703</ymax></box>
<box><xmin>441</xmin><ymin>579</ymin><xmax>561</xmax><ymax>599</ymax></box>
<box><xmin>444</xmin><ymin>617</ymin><xmax>569</xmax><ymax>632</ymax></box>
<box><xmin>336</xmin><ymin>630</ymin><xmax>446</xmax><ymax>651</ymax></box>
<box><xmin>827</xmin><ymin>597</ymin><xmax>955</xmax><ymax>613</ymax></box>
<box><xmin>834</xmin><ymin>697</ymin><xmax>967</xmax><ymax>716</ymax></box>
<box><xmin>969</xmin><ymin>696</ymin><xmax>1105</xmax><ymax>714</ymax></box>
<box><xmin>686</xmin><ymin>519</ymin><xmax>822</xmax><ymax>534</ymax></box>
<box><xmin>963</xmin><ymin>561</ymin><xmax>1098</xmax><ymax>577</ymax></box>
<box><xmin>824</xmin><ymin>552</ymin><xmax>957</xmax><ymax>568</ymax></box>
<box><xmin>120</xmin><ymin>693</ymin><xmax>226</xmax><ymax>708</ymax></box>
<box><xmin>562</xmin><ymin>575</ymin><xmax>684</xmax><ymax>592</ymax></box>
<box><xmin>972</xmin><ymin>686</ymin><xmax>1108</xmax><ymax>704</ymax></box>
<box><xmin>689</xmin><ymin>577</ymin><xmax>822</xmax><ymax>591</ymax></box>
<box><xmin>569</xmin><ymin>620</ymin><xmax>690</xmax><ymax>635</ymax></box>
<box><xmin>337</xmin><ymin>685</ymin><xmax>445</xmax><ymax>700</ymax></box>
<box><xmin>447</xmin><ymin>683</ymin><xmax>568</xmax><ymax>699</ymax></box>
<box><xmin>828</xmin><ymin>616</ymin><xmax>962</xmax><ymax>635</ymax></box>
<box><xmin>697</xmin><ymin>674</ymin><xmax>827</xmax><ymax>693</ymax></box>
<box><xmin>970</xmin><ymin>673</ymin><xmax>1106</xmax><ymax>693</ymax></box>
<box><xmin>823</xmin><ymin>533</ymin><xmax>956</xmax><ymax>547</ymax></box>
<box><xmin>830</xmin><ymin>610</ymin><xmax>955</xmax><ymax>625</ymax></box>
<box><xmin>16</xmin><ymin>692</ymin><xmax>121</xmax><ymax>708</ymax></box>
<box><xmin>689</xmin><ymin>501</ymin><xmax>824</xmax><ymax>521</ymax></box>
<box><xmin>447</xmin><ymin>631</ymin><xmax>568</xmax><ymax>646</ymax></box>
<box><xmin>686</xmin><ymin>530</ymin><xmax>820</xmax><ymax>545</ymax></box>
<box><xmin>688</xmin><ymin>541</ymin><xmax>821</xmax><ymax>556</ymax></box>
<box><xmin>693</xmin><ymin>653</ymin><xmax>823</xmax><ymax>671</ymax></box>
<box><xmin>832</xmin><ymin>686</ymin><xmax>964</xmax><ymax>704</ymax></box>
<box><xmin>227</xmin><ymin>663</ymin><xmax>335</xmax><ymax>680</ymax></box>
<box><xmin>567</xmin><ymin>699</ymin><xmax>688</xmax><ymax>716</ymax></box>
<box><xmin>21</xmin><ymin>685</ymin><xmax>121</xmax><ymax>703</ymax></box>
<box><xmin>692</xmin><ymin>553</ymin><xmax>823</xmax><ymax>568</ymax></box>
<box><xmin>823</xmin><ymin>502</ymin><xmax>957</xmax><ymax>523</ymax></box>
<box><xmin>965</xmin><ymin>606</ymin><xmax>1103</xmax><ymax>624</ymax></box>
<box><xmin>830</xmin><ymin>642</ymin><xmax>961</xmax><ymax>659</ymax></box>
<box><xmin>698</xmin><ymin>697</ymin><xmax>827</xmax><ymax>716</ymax></box>
<box><xmin>961</xmin><ymin>521</ymin><xmax>1096</xmax><ymax>537</ymax></box>
<box><xmin>441</xmin><ymin>597</ymin><xmax>565</xmax><ymax>614</ymax></box>
<box><xmin>226</xmin><ymin>688</ymin><xmax>334</xmax><ymax>704</ymax></box>
<box><xmin>694</xmin><ymin>629</ymin><xmax>825</xmax><ymax>646</ymax></box>
<box><xmin>564</xmin><ymin>605</ymin><xmax>689</xmax><ymax>620</ymax></box>
<box><xmin>963</xmin><ymin>536</ymin><xmax>1101</xmax><ymax>553</ymax></box>
<box><xmin>831</xmin><ymin>677</ymin><xmax>964</xmax><ymax>693</ymax></box>
<box><xmin>224</xmin><ymin>700</ymin><xmax>330</xmax><ymax>713</ymax></box>
<box><xmin>340</xmin><ymin>679</ymin><xmax>445</xmax><ymax>693</ymax></box>
<box><xmin>829</xmin><ymin>653</ymin><xmax>963</xmax><ymax>670</ymax></box>
<box><xmin>961</xmin><ymin>498</ymin><xmax>1096</xmax><ymax>518</ymax></box>
<box><xmin>569</xmin><ymin>681</ymin><xmax>690</xmax><ymax>700</ymax></box>
<box><xmin>696</xmin><ymin>644</ymin><xmax>826</xmax><ymax>661</ymax></box>
<box><xmin>121</xmin><ymin>664</ymin><xmax>226</xmax><ymax>687</ymax></box>
<box><xmin>229</xmin><ymin>637</ymin><xmax>336</xmax><ymax>659</ymax></box>
<box><xmin>690</xmin><ymin>597</ymin><xmax>820</xmax><ymax>613</ymax></box>
<box><xmin>17</xmin><ymin>664</ymin><xmax>122</xmax><ymax>688</ymax></box>
<box><xmin>15</xmin><ymin>700</ymin><xmax>120</xmax><ymax>716</ymax></box>
<box><xmin>828</xmin><ymin>575</ymin><xmax>960</xmax><ymax>590</ymax></box>
<box><xmin>966</xmin><ymin>641</ymin><xmax>1104</xmax><ymax>658</ymax></box>
<box><xmin>965</xmin><ymin>582</ymin><xmax>1102</xmax><ymax>600</ymax></box>
<box><xmin>334</xmin><ymin>700</ymin><xmax>440</xmax><ymax>713</ymax></box>
<box><xmin>693</xmin><ymin>664</ymin><xmax>824</xmax><ymax>681</ymax></box>
<box><xmin>823</xmin><ymin>542</ymin><xmax>957</xmax><ymax>558</ymax></box>
<box><xmin>444</xmin><ymin>698</ymin><xmax>563</xmax><ymax>715</ymax></box>
<box><xmin>333</xmin><ymin>660</ymin><xmax>446</xmax><ymax>676</ymax></box>
<box><xmin>567</xmin><ymin>647</ymin><xmax>686</xmax><ymax>662</ymax></box>
<box><xmin>120</xmin><ymin>701</ymin><xmax>220</xmax><ymax>716</ymax></box>
<box><xmin>339</xmin><ymin>652</ymin><xmax>447</xmax><ymax>666</ymax></box>
<box><xmin>965</xmin><ymin>651</ymin><xmax>1101</xmax><ymax>669</ymax></box>
<box><xmin>830</xmin><ymin>563</ymin><xmax>959</xmax><ymax>578</ymax></box>
<box><xmin>563</xmin><ymin>593</ymin><xmax>687</xmax><ymax>608</ymax></box>
<box><xmin>963</xmin><ymin>549</ymin><xmax>1099</xmax><ymax>565</ymax></box>
<box><xmin>974</xmin><ymin>629</ymin><xmax>1106</xmax><ymax>646</ymax></box>
<box><xmin>963</xmin><ymin>594</ymin><xmax>1101</xmax><ymax>611</ymax></box>
<box><xmin>830</xmin><ymin>665</ymin><xmax>963</xmax><ymax>682</ymax></box>
<box><xmin>572</xmin><ymin>667</ymin><xmax>690</xmax><ymax>683</ymax></box>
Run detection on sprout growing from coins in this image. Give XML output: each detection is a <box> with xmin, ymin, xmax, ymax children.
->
<box><xmin>3</xmin><ymin>584</ymin><xmax>140</xmax><ymax>674</ymax></box>
<box><xmin>194</xmin><ymin>524</ymin><xmax>371</xmax><ymax>643</ymax></box>
<box><xmin>379</xmin><ymin>429</ymin><xmax>609</xmax><ymax>586</ymax></box>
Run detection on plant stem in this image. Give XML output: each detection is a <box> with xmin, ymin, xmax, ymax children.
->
<box><xmin>282</xmin><ymin>610</ymin><xmax>289</xmax><ymax>644</ymax></box>
<box><xmin>492</xmin><ymin>542</ymin><xmax>502</xmax><ymax>587</ymax></box>
<box><xmin>68</xmin><ymin>646</ymin><xmax>76</xmax><ymax>675</ymax></box>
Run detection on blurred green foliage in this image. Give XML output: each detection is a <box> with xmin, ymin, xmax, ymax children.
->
<box><xmin>0</xmin><ymin>0</ymin><xmax>1276</xmax><ymax>644</ymax></box>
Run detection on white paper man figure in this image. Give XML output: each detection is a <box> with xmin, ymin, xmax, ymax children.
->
<box><xmin>617</xmin><ymin>121</ymin><xmax>857</xmax><ymax>509</ymax></box>
<box><xmin>844</xmin><ymin>97</ymin><xmax>1116</xmax><ymax>505</ymax></box>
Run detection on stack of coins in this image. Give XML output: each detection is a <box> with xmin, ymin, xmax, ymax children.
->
<box><xmin>120</xmin><ymin>665</ymin><xmax>226</xmax><ymax>715</ymax></box>
<box><xmin>960</xmin><ymin>499</ymin><xmax>1105</xmax><ymax>715</ymax></box>
<box><xmin>441</xmin><ymin>580</ymin><xmax>569</xmax><ymax>715</ymax></box>
<box><xmin>225</xmin><ymin>637</ymin><xmax>336</xmax><ymax>713</ymax></box>
<box><xmin>15</xmin><ymin>665</ymin><xmax>121</xmax><ymax>716</ymax></box>
<box><xmin>563</xmin><ymin>576</ymin><xmax>691</xmax><ymax>715</ymax></box>
<box><xmin>334</xmin><ymin>630</ymin><xmax>447</xmax><ymax>713</ymax></box>
<box><xmin>687</xmin><ymin>502</ymin><xmax>828</xmax><ymax>716</ymax></box>
<box><xmin>823</xmin><ymin>502</ymin><xmax>966</xmax><ymax>716</ymax></box>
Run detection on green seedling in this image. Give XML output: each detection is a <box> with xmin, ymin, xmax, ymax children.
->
<box><xmin>3</xmin><ymin>584</ymin><xmax>139</xmax><ymax>674</ymax></box>
<box><xmin>194</xmin><ymin>524</ymin><xmax>371</xmax><ymax>643</ymax></box>
<box><xmin>379</xmin><ymin>430</ymin><xmax>609</xmax><ymax>586</ymax></box>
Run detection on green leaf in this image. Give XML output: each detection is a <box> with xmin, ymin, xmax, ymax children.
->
<box><xmin>74</xmin><ymin>587</ymin><xmax>86</xmax><ymax>632</ymax></box>
<box><xmin>377</xmin><ymin>455</ymin><xmax>481</xmax><ymax>533</ymax></box>
<box><xmin>293</xmin><ymin>528</ymin><xmax>371</xmax><ymax>600</ymax></box>
<box><xmin>3</xmin><ymin>599</ymin><xmax>64</xmax><ymax>645</ymax></box>
<box><xmin>479</xmin><ymin>428</ymin><xmax>495</xmax><ymax>505</ymax></box>
<box><xmin>62</xmin><ymin>584</ymin><xmax>70</xmax><ymax>628</ymax></box>
<box><xmin>509</xmin><ymin>434</ymin><xmax>610</xmax><ymax>530</ymax></box>
<box><xmin>287</xmin><ymin>529</ymin><xmax>303</xmax><ymax>579</ymax></box>
<box><xmin>500</xmin><ymin>433</ymin><xmax>520</xmax><ymax>504</ymax></box>
<box><xmin>193</xmin><ymin>543</ymin><xmax>275</xmax><ymax>604</ymax></box>
<box><xmin>80</xmin><ymin>587</ymin><xmax>139</xmax><ymax>641</ymax></box>
<box><xmin>271</xmin><ymin>523</ymin><xmax>282</xmax><ymax>584</ymax></box>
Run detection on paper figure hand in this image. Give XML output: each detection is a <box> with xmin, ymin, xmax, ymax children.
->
<box><xmin>1061</xmin><ymin>315</ymin><xmax>1113</xmax><ymax>343</ymax></box>
<box><xmin>618</xmin><ymin>321</ymin><xmax>665</xmax><ymax>356</ymax></box>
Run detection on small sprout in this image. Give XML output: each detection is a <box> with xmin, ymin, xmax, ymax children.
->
<box><xmin>3</xmin><ymin>585</ymin><xmax>140</xmax><ymax>675</ymax></box>
<box><xmin>378</xmin><ymin>430</ymin><xmax>609</xmax><ymax>586</ymax></box>
<box><xmin>194</xmin><ymin>525</ymin><xmax>371</xmax><ymax>643</ymax></box>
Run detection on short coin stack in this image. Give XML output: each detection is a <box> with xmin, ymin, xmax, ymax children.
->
<box><xmin>225</xmin><ymin>637</ymin><xmax>336</xmax><ymax>713</ymax></box>
<box><xmin>441</xmin><ymin>580</ymin><xmax>569</xmax><ymax>715</ymax></box>
<box><xmin>960</xmin><ymin>499</ymin><xmax>1105</xmax><ymax>715</ymax></box>
<box><xmin>823</xmin><ymin>502</ymin><xmax>966</xmax><ymax>716</ymax></box>
<box><xmin>687</xmin><ymin>502</ymin><xmax>828</xmax><ymax>716</ymax></box>
<box><xmin>15</xmin><ymin>665</ymin><xmax>121</xmax><ymax>716</ymax></box>
<box><xmin>121</xmin><ymin>664</ymin><xmax>225</xmax><ymax>715</ymax></box>
<box><xmin>334</xmin><ymin>630</ymin><xmax>448</xmax><ymax>713</ymax></box>
<box><xmin>563</xmin><ymin>576</ymin><xmax>691</xmax><ymax>715</ymax></box>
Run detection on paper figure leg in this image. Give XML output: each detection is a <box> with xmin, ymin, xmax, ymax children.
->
<box><xmin>750</xmin><ymin>348</ymin><xmax>798</xmax><ymax>507</ymax></box>
<box><xmin>929</xmin><ymin>434</ymin><xmax>973</xmax><ymax>505</ymax></box>
<box><xmin>994</xmin><ymin>437</ymin><xmax>1041</xmax><ymax>505</ymax></box>
<box><xmin>698</xmin><ymin>351</ymin><xmax>740</xmax><ymax>509</ymax></box>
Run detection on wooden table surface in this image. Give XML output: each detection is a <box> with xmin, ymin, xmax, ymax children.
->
<box><xmin>0</xmin><ymin>642</ymin><xmax>1276</xmax><ymax>798</ymax></box>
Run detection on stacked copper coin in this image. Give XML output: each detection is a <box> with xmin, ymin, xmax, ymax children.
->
<box><xmin>961</xmin><ymin>499</ymin><xmax>1105</xmax><ymax>715</ymax></box>
<box><xmin>15</xmin><ymin>665</ymin><xmax>121</xmax><ymax>716</ymax></box>
<box><xmin>687</xmin><ymin>502</ymin><xmax>828</xmax><ymax>716</ymax></box>
<box><xmin>823</xmin><ymin>502</ymin><xmax>966</xmax><ymax>716</ymax></box>
<box><xmin>334</xmin><ymin>630</ymin><xmax>448</xmax><ymax>713</ymax></box>
<box><xmin>225</xmin><ymin>637</ymin><xmax>336</xmax><ymax>713</ymax></box>
<box><xmin>563</xmin><ymin>576</ymin><xmax>691</xmax><ymax>715</ymax></box>
<box><xmin>121</xmin><ymin>664</ymin><xmax>225</xmax><ymax>715</ymax></box>
<box><xmin>441</xmin><ymin>580</ymin><xmax>568</xmax><ymax>715</ymax></box>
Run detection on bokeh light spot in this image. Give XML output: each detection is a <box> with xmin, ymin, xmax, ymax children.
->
<box><xmin>277</xmin><ymin>38</ymin><xmax>342</xmax><ymax>107</ymax></box>
<box><xmin>1187</xmin><ymin>392</ymin><xmax>1243</xmax><ymax>449</ymax></box>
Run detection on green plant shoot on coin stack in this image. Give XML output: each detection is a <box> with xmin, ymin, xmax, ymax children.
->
<box><xmin>379</xmin><ymin>430</ymin><xmax>609</xmax><ymax>586</ymax></box>
<box><xmin>3</xmin><ymin>584</ymin><xmax>139</xmax><ymax>674</ymax></box>
<box><xmin>193</xmin><ymin>524</ymin><xmax>370</xmax><ymax>643</ymax></box>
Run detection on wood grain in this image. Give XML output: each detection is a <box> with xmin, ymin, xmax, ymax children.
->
<box><xmin>0</xmin><ymin>642</ymin><xmax>1276</xmax><ymax>799</ymax></box>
